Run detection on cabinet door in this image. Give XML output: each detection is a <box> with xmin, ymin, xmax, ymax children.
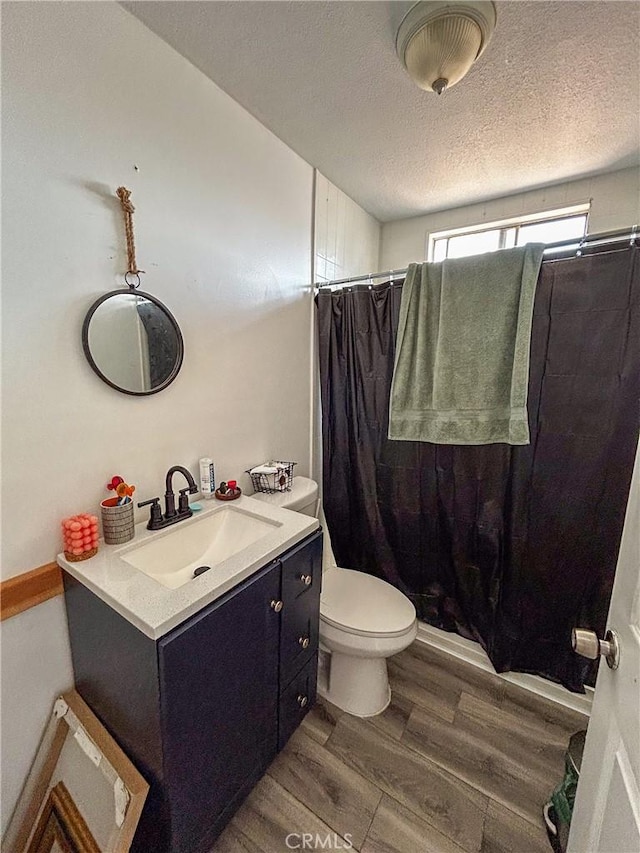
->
<box><xmin>158</xmin><ymin>562</ymin><xmax>280</xmax><ymax>852</ymax></box>
<box><xmin>280</xmin><ymin>530</ymin><xmax>323</xmax><ymax>686</ymax></box>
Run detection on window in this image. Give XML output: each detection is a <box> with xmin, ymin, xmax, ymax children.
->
<box><xmin>429</xmin><ymin>204</ymin><xmax>590</xmax><ymax>262</ymax></box>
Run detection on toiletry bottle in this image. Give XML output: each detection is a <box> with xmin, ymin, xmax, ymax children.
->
<box><xmin>199</xmin><ymin>457</ymin><xmax>215</xmax><ymax>499</ymax></box>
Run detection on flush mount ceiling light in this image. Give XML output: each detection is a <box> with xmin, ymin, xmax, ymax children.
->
<box><xmin>396</xmin><ymin>1</ymin><xmax>497</xmax><ymax>95</ymax></box>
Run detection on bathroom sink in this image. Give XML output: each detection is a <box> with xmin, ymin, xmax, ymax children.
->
<box><xmin>58</xmin><ymin>494</ymin><xmax>319</xmax><ymax>639</ymax></box>
<box><xmin>119</xmin><ymin>505</ymin><xmax>279</xmax><ymax>589</ymax></box>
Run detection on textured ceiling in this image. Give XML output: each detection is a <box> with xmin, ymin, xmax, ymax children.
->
<box><xmin>123</xmin><ymin>1</ymin><xmax>640</xmax><ymax>222</ymax></box>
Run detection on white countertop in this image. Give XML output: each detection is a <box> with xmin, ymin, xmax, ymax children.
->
<box><xmin>57</xmin><ymin>495</ymin><xmax>319</xmax><ymax>640</ymax></box>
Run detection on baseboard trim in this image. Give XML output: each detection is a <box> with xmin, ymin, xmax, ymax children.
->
<box><xmin>416</xmin><ymin>622</ymin><xmax>593</xmax><ymax>716</ymax></box>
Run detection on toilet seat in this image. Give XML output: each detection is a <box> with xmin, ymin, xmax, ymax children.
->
<box><xmin>320</xmin><ymin>612</ymin><xmax>415</xmax><ymax>640</ymax></box>
<box><xmin>320</xmin><ymin>568</ymin><xmax>416</xmax><ymax>639</ymax></box>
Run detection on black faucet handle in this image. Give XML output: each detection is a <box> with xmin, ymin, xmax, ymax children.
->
<box><xmin>178</xmin><ymin>487</ymin><xmax>193</xmax><ymax>513</ymax></box>
<box><xmin>138</xmin><ymin>496</ymin><xmax>160</xmax><ymax>508</ymax></box>
<box><xmin>138</xmin><ymin>497</ymin><xmax>162</xmax><ymax>529</ymax></box>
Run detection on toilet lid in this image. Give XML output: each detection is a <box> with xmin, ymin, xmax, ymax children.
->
<box><xmin>320</xmin><ymin>568</ymin><xmax>416</xmax><ymax>636</ymax></box>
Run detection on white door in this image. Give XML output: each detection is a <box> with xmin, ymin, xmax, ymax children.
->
<box><xmin>568</xmin><ymin>443</ymin><xmax>640</xmax><ymax>853</ymax></box>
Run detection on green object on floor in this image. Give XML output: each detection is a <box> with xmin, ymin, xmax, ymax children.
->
<box><xmin>544</xmin><ymin>730</ymin><xmax>586</xmax><ymax>853</ymax></box>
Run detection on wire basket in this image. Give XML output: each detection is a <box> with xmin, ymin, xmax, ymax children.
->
<box><xmin>247</xmin><ymin>461</ymin><xmax>296</xmax><ymax>494</ymax></box>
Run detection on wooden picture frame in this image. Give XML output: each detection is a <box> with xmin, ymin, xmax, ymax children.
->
<box><xmin>27</xmin><ymin>781</ymin><xmax>100</xmax><ymax>853</ymax></box>
<box><xmin>4</xmin><ymin>690</ymin><xmax>148</xmax><ymax>853</ymax></box>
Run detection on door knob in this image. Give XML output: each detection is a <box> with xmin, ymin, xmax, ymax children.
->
<box><xmin>270</xmin><ymin>599</ymin><xmax>283</xmax><ymax>612</ymax></box>
<box><xmin>572</xmin><ymin>628</ymin><xmax>620</xmax><ymax>670</ymax></box>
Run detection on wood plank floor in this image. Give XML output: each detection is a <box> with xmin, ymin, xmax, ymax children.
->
<box><xmin>212</xmin><ymin>641</ymin><xmax>588</xmax><ymax>853</ymax></box>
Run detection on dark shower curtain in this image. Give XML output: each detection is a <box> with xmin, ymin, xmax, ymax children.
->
<box><xmin>317</xmin><ymin>246</ymin><xmax>640</xmax><ymax>692</ymax></box>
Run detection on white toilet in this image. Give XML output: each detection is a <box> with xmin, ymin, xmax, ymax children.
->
<box><xmin>251</xmin><ymin>476</ymin><xmax>418</xmax><ymax>717</ymax></box>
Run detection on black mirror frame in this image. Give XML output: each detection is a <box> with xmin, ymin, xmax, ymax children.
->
<box><xmin>82</xmin><ymin>288</ymin><xmax>184</xmax><ymax>396</ymax></box>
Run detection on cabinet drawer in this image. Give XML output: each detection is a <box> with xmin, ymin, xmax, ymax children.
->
<box><xmin>280</xmin><ymin>586</ymin><xmax>319</xmax><ymax>685</ymax></box>
<box><xmin>278</xmin><ymin>655</ymin><xmax>318</xmax><ymax>751</ymax></box>
<box><xmin>281</xmin><ymin>529</ymin><xmax>322</xmax><ymax>602</ymax></box>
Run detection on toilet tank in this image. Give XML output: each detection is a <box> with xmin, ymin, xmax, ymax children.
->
<box><xmin>250</xmin><ymin>476</ymin><xmax>319</xmax><ymax>517</ymax></box>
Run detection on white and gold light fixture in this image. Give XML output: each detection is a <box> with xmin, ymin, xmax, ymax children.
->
<box><xmin>396</xmin><ymin>1</ymin><xmax>497</xmax><ymax>95</ymax></box>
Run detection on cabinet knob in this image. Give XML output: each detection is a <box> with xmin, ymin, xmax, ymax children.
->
<box><xmin>298</xmin><ymin>636</ymin><xmax>310</xmax><ymax>649</ymax></box>
<box><xmin>270</xmin><ymin>599</ymin><xmax>283</xmax><ymax>613</ymax></box>
<box><xmin>300</xmin><ymin>574</ymin><xmax>312</xmax><ymax>586</ymax></box>
<box><xmin>297</xmin><ymin>694</ymin><xmax>308</xmax><ymax>708</ymax></box>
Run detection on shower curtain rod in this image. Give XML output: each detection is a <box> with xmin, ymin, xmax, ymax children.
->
<box><xmin>315</xmin><ymin>224</ymin><xmax>639</xmax><ymax>289</ymax></box>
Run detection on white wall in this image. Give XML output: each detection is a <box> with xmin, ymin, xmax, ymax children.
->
<box><xmin>1</xmin><ymin>1</ymin><xmax>313</xmax><ymax>830</ymax></box>
<box><xmin>380</xmin><ymin>167</ymin><xmax>640</xmax><ymax>269</ymax></box>
<box><xmin>314</xmin><ymin>172</ymin><xmax>380</xmax><ymax>283</ymax></box>
<box><xmin>0</xmin><ymin>598</ymin><xmax>75</xmax><ymax>833</ymax></box>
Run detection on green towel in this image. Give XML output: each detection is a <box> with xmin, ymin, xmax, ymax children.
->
<box><xmin>388</xmin><ymin>244</ymin><xmax>545</xmax><ymax>445</ymax></box>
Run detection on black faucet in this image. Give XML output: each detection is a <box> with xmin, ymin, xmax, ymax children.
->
<box><xmin>138</xmin><ymin>465</ymin><xmax>199</xmax><ymax>531</ymax></box>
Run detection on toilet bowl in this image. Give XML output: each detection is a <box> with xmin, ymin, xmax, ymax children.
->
<box><xmin>250</xmin><ymin>476</ymin><xmax>417</xmax><ymax>717</ymax></box>
<box><xmin>320</xmin><ymin>567</ymin><xmax>417</xmax><ymax>716</ymax></box>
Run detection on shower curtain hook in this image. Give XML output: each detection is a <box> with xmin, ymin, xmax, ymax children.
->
<box><xmin>630</xmin><ymin>225</ymin><xmax>638</xmax><ymax>247</ymax></box>
<box><xmin>367</xmin><ymin>273</ymin><xmax>373</xmax><ymax>291</ymax></box>
<box><xmin>388</xmin><ymin>270</ymin><xmax>394</xmax><ymax>284</ymax></box>
<box><xmin>576</xmin><ymin>234</ymin><xmax>586</xmax><ymax>257</ymax></box>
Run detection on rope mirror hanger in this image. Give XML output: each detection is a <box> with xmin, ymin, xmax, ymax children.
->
<box><xmin>116</xmin><ymin>186</ymin><xmax>144</xmax><ymax>289</ymax></box>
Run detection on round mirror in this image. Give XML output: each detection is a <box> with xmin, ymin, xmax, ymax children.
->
<box><xmin>82</xmin><ymin>289</ymin><xmax>184</xmax><ymax>395</ymax></box>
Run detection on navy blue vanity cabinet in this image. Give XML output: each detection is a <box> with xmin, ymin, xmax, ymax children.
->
<box><xmin>63</xmin><ymin>528</ymin><xmax>322</xmax><ymax>853</ymax></box>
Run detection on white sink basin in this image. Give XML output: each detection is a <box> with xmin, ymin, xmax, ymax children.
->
<box><xmin>119</xmin><ymin>506</ymin><xmax>279</xmax><ymax>589</ymax></box>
